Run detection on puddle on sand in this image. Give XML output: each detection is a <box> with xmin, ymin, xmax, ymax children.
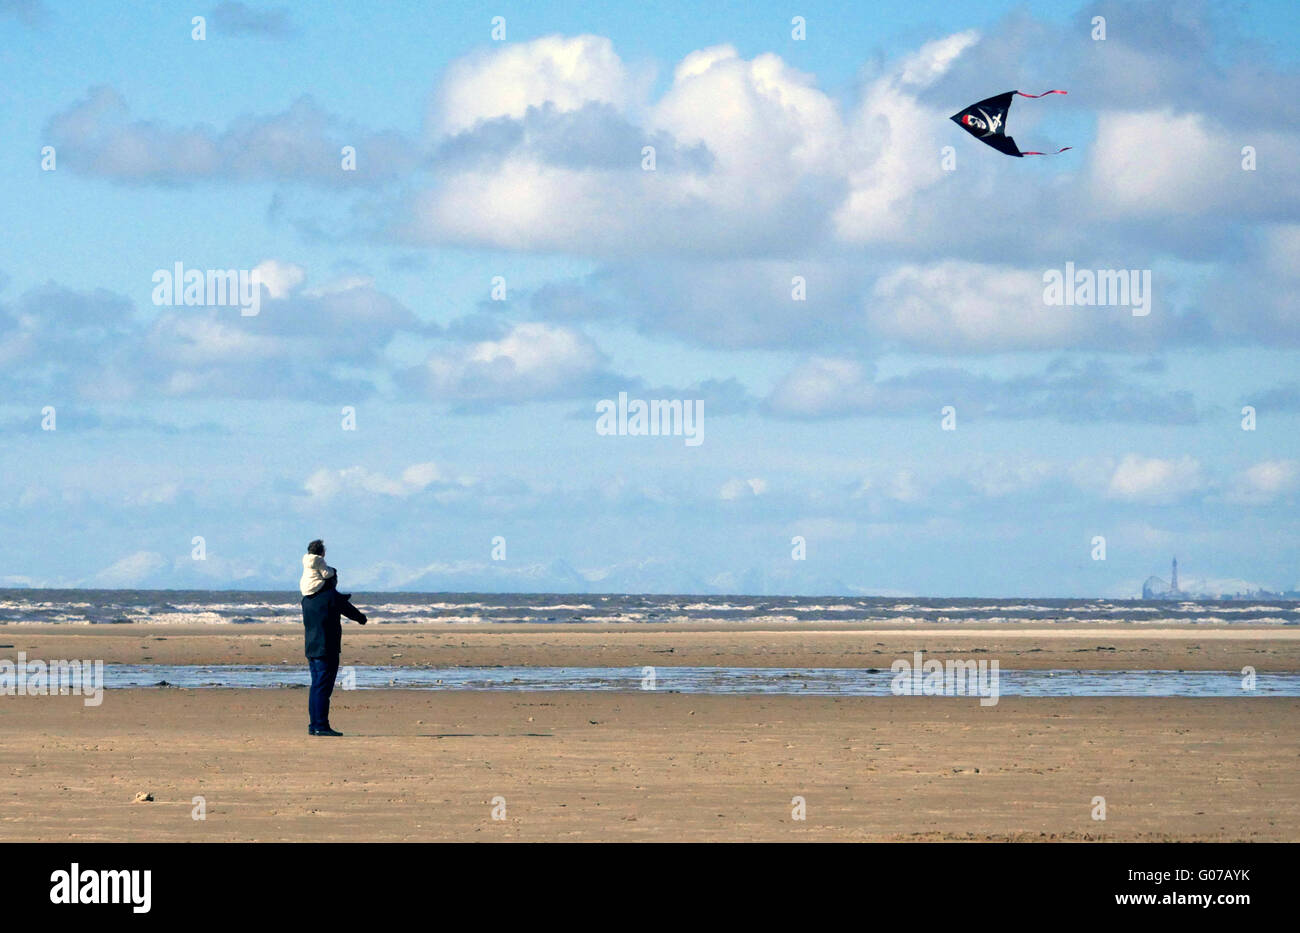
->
<box><xmin>99</xmin><ymin>665</ymin><xmax>1300</xmax><ymax>697</ymax></box>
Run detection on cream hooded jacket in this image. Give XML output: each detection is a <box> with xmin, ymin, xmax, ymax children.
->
<box><xmin>300</xmin><ymin>553</ymin><xmax>337</xmax><ymax>597</ymax></box>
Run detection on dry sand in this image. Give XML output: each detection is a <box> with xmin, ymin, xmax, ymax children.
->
<box><xmin>3</xmin><ymin>691</ymin><xmax>1297</xmax><ymax>842</ymax></box>
<box><xmin>2</xmin><ymin>624</ymin><xmax>1297</xmax><ymax>842</ymax></box>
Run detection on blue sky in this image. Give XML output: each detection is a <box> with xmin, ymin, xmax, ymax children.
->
<box><xmin>1</xmin><ymin>0</ymin><xmax>1298</xmax><ymax>596</ymax></box>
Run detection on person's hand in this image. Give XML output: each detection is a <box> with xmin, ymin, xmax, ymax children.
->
<box><xmin>358</xmin><ymin>614</ymin><xmax>367</xmax><ymax>625</ymax></box>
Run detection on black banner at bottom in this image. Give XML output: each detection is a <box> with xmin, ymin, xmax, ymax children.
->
<box><xmin>1</xmin><ymin>841</ymin><xmax>1284</xmax><ymax>919</ymax></box>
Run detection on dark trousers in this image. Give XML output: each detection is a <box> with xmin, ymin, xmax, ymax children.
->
<box><xmin>307</xmin><ymin>655</ymin><xmax>340</xmax><ymax>730</ymax></box>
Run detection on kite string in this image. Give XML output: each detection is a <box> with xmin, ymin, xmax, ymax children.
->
<box><xmin>1015</xmin><ymin>89</ymin><xmax>1068</xmax><ymax>98</ymax></box>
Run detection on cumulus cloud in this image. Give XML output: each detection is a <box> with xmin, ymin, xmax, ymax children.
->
<box><xmin>1105</xmin><ymin>454</ymin><xmax>1204</xmax><ymax>504</ymax></box>
<box><xmin>833</xmin><ymin>31</ymin><xmax>978</xmax><ymax>243</ymax></box>
<box><xmin>853</xmin><ymin>471</ymin><xmax>925</xmax><ymax>505</ymax></box>
<box><xmin>1087</xmin><ymin>110</ymin><xmax>1300</xmax><ymax>220</ymax></box>
<box><xmin>433</xmin><ymin>100</ymin><xmax>711</xmax><ymax>174</ymax></box>
<box><xmin>91</xmin><ymin>550</ymin><xmax>167</xmax><ymax>587</ymax></box>
<box><xmin>0</xmin><ymin>271</ymin><xmax>426</xmax><ymax>402</ymax></box>
<box><xmin>720</xmin><ymin>477</ymin><xmax>767</xmax><ymax>500</ymax></box>
<box><xmin>863</xmin><ymin>259</ymin><xmax>1199</xmax><ymax>354</ymax></box>
<box><xmin>411</xmin><ymin>37</ymin><xmax>846</xmax><ymax>256</ymax></box>
<box><xmin>766</xmin><ymin>358</ymin><xmax>878</xmax><ymax>418</ymax></box>
<box><xmin>404</xmin><ymin>322</ymin><xmax>611</xmax><ymax>406</ymax></box>
<box><xmin>600</xmin><ymin>258</ymin><xmax>861</xmax><ymax>349</ymax></box>
<box><xmin>431</xmin><ymin>34</ymin><xmax>642</xmax><ymax>137</ymax></box>
<box><xmin>869</xmin><ymin>262</ymin><xmax>1077</xmax><ymax>352</ymax></box>
<box><xmin>395</xmin><ymin>18</ymin><xmax>1294</xmax><ymax>353</ymax></box>
<box><xmin>0</xmin><ymin>274</ymin><xmax>676</xmax><ymax>411</ymax></box>
<box><xmin>649</xmin><ymin>45</ymin><xmax>847</xmax><ymax>200</ymax></box>
<box><xmin>47</xmin><ymin>87</ymin><xmax>417</xmax><ymax>186</ymax></box>
<box><xmin>765</xmin><ymin>356</ymin><xmax>1202</xmax><ymax>424</ymax></box>
<box><xmin>253</xmin><ymin>259</ymin><xmax>305</xmax><ymax>299</ymax></box>
<box><xmin>1227</xmin><ymin>460</ymin><xmax>1299</xmax><ymax>504</ymax></box>
<box><xmin>26</xmin><ymin>10</ymin><xmax>1300</xmax><ymax>409</ymax></box>
<box><xmin>41</xmin><ymin>12</ymin><xmax>1300</xmax><ymax>357</ymax></box>
<box><xmin>964</xmin><ymin>460</ymin><xmax>1059</xmax><ymax>499</ymax></box>
<box><xmin>1205</xmin><ymin>223</ymin><xmax>1300</xmax><ymax>344</ymax></box>
<box><xmin>302</xmin><ymin>462</ymin><xmax>445</xmax><ymax>501</ymax></box>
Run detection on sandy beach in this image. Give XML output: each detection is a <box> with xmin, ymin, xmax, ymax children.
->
<box><xmin>4</xmin><ymin>689</ymin><xmax>1297</xmax><ymax>842</ymax></box>
<box><xmin>2</xmin><ymin>623</ymin><xmax>1298</xmax><ymax>842</ymax></box>
<box><xmin>5</xmin><ymin>621</ymin><xmax>1300</xmax><ymax>670</ymax></box>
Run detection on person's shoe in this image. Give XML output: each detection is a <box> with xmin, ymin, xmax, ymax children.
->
<box><xmin>309</xmin><ymin>727</ymin><xmax>343</xmax><ymax>737</ymax></box>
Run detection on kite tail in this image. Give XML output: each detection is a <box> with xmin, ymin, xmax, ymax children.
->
<box><xmin>1016</xmin><ymin>93</ymin><xmax>1070</xmax><ymax>154</ymax></box>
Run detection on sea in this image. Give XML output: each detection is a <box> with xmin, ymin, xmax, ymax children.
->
<box><xmin>2</xmin><ymin>589</ymin><xmax>1298</xmax><ymax>626</ymax></box>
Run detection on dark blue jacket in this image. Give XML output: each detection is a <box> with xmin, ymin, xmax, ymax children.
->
<box><xmin>301</xmin><ymin>585</ymin><xmax>366</xmax><ymax>658</ymax></box>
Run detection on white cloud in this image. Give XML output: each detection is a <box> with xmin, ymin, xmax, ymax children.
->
<box><xmin>867</xmin><ymin>261</ymin><xmax>1084</xmax><ymax>352</ymax></box>
<box><xmin>400</xmin><ymin>461</ymin><xmax>442</xmax><ymax>489</ymax></box>
<box><xmin>302</xmin><ymin>461</ymin><xmax>446</xmax><ymax>501</ymax></box>
<box><xmin>672</xmin><ymin>45</ymin><xmax>736</xmax><ymax>84</ymax></box>
<box><xmin>1089</xmin><ymin>111</ymin><xmax>1224</xmax><ymax>216</ymax></box>
<box><xmin>432</xmin><ymin>34</ymin><xmax>637</xmax><ymax>137</ymax></box>
<box><xmin>417</xmin><ymin>39</ymin><xmax>846</xmax><ymax>256</ymax></box>
<box><xmin>650</xmin><ymin>46</ymin><xmax>845</xmax><ymax>182</ymax></box>
<box><xmin>302</xmin><ymin>274</ymin><xmax>374</xmax><ymax>297</ymax></box>
<box><xmin>1228</xmin><ymin>460</ymin><xmax>1299</xmax><ymax>504</ymax></box>
<box><xmin>853</xmin><ymin>471</ymin><xmax>924</xmax><ymax>504</ymax></box>
<box><xmin>834</xmin><ymin>31</ymin><xmax>978</xmax><ymax>243</ymax></box>
<box><xmin>47</xmin><ymin>89</ymin><xmax>416</xmax><ymax>185</ymax></box>
<box><xmin>1261</xmin><ymin>225</ymin><xmax>1300</xmax><ymax>281</ymax></box>
<box><xmin>1105</xmin><ymin>454</ymin><xmax>1203</xmax><ymax>504</ymax></box>
<box><xmin>766</xmin><ymin>358</ymin><xmax>874</xmax><ymax>417</ymax></box>
<box><xmin>147</xmin><ymin>315</ymin><xmax>285</xmax><ymax>366</ymax></box>
<box><xmin>414</xmin><ymin>322</ymin><xmax>604</xmax><ymax>403</ymax></box>
<box><xmin>1087</xmin><ymin>110</ymin><xmax>1300</xmax><ymax>219</ymax></box>
<box><xmin>720</xmin><ymin>477</ymin><xmax>767</xmax><ymax>500</ymax></box>
<box><xmin>899</xmin><ymin>30</ymin><xmax>979</xmax><ymax>86</ymax></box>
<box><xmin>92</xmin><ymin>550</ymin><xmax>167</xmax><ymax>586</ymax></box>
<box><xmin>125</xmin><ymin>482</ymin><xmax>180</xmax><ymax>506</ymax></box>
<box><xmin>253</xmin><ymin>259</ymin><xmax>305</xmax><ymax>299</ymax></box>
<box><xmin>967</xmin><ymin>460</ymin><xmax>1057</xmax><ymax>498</ymax></box>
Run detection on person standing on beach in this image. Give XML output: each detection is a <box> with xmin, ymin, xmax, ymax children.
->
<box><xmin>299</xmin><ymin>539</ymin><xmax>367</xmax><ymax>737</ymax></box>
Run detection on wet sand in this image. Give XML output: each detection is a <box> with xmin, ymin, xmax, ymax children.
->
<box><xmin>3</xmin><ymin>690</ymin><xmax>1296</xmax><ymax>842</ymax></box>
<box><xmin>4</xmin><ymin>622</ymin><xmax>1300</xmax><ymax>671</ymax></box>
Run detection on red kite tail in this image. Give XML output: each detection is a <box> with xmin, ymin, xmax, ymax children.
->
<box><xmin>1021</xmin><ymin>146</ymin><xmax>1073</xmax><ymax>156</ymax></box>
<box><xmin>1015</xmin><ymin>89</ymin><xmax>1067</xmax><ymax>98</ymax></box>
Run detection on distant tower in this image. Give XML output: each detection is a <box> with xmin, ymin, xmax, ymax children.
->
<box><xmin>1171</xmin><ymin>556</ymin><xmax>1179</xmax><ymax>594</ymax></box>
